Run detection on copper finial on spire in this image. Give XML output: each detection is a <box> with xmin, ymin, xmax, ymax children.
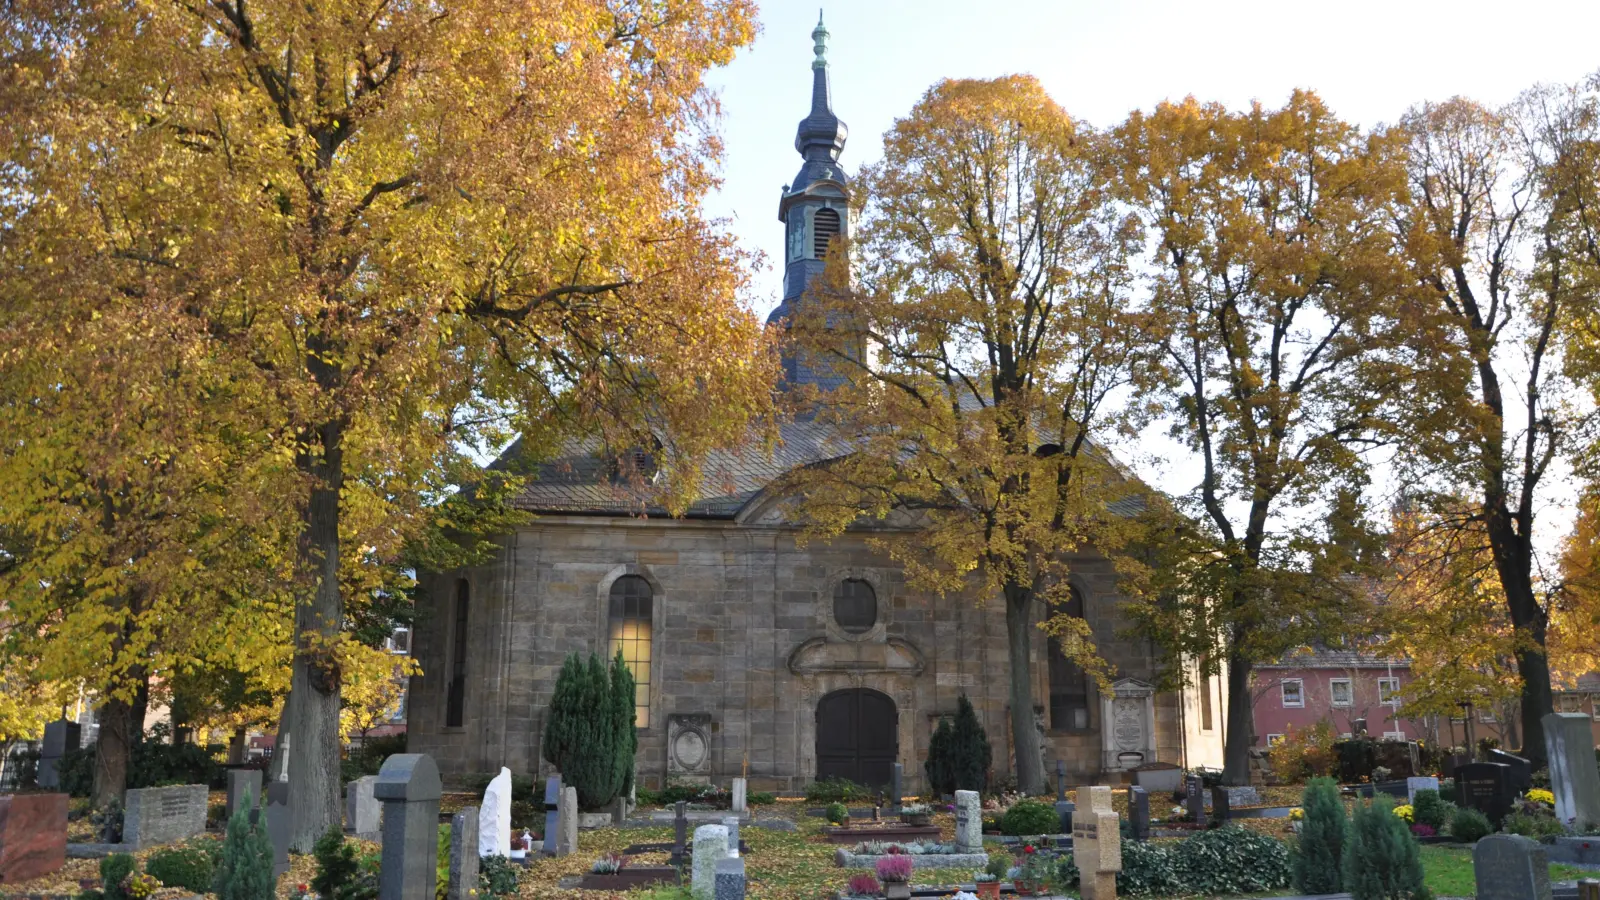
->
<box><xmin>812</xmin><ymin>10</ymin><xmax>828</xmax><ymax>69</ymax></box>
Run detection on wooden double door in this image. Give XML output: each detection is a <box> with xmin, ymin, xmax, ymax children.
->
<box><xmin>815</xmin><ymin>688</ymin><xmax>898</xmax><ymax>789</ymax></box>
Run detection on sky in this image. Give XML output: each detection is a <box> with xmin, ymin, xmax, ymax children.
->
<box><xmin>701</xmin><ymin>0</ymin><xmax>1600</xmax><ymax>548</ymax></box>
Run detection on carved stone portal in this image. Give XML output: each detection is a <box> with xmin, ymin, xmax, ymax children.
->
<box><xmin>667</xmin><ymin>714</ymin><xmax>713</xmax><ymax>783</ymax></box>
<box><xmin>1100</xmin><ymin>678</ymin><xmax>1156</xmax><ymax>771</ymax></box>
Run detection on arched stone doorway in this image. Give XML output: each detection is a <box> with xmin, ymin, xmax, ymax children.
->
<box><xmin>815</xmin><ymin>688</ymin><xmax>898</xmax><ymax>788</ymax></box>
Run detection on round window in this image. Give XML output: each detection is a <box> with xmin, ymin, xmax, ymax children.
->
<box><xmin>833</xmin><ymin>578</ymin><xmax>876</xmax><ymax>634</ymax></box>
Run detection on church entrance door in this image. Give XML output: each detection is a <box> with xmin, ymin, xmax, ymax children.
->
<box><xmin>815</xmin><ymin>688</ymin><xmax>897</xmax><ymax>788</ymax></box>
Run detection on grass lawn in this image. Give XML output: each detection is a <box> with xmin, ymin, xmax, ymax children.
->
<box><xmin>1419</xmin><ymin>844</ymin><xmax>1593</xmax><ymax>897</ymax></box>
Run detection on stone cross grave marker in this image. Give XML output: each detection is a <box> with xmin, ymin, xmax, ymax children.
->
<box><xmin>731</xmin><ymin>777</ymin><xmax>747</xmax><ymax>814</ymax></box>
<box><xmin>541</xmin><ymin>777</ymin><xmax>562</xmax><ymax>856</ymax></box>
<box><xmin>722</xmin><ymin>816</ymin><xmax>741</xmax><ymax>857</ymax></box>
<box><xmin>1490</xmin><ymin>749</ymin><xmax>1534</xmax><ymax>796</ymax></box>
<box><xmin>226</xmin><ymin>769</ymin><xmax>262</xmax><ymax>823</ymax></box>
<box><xmin>1545</xmin><ymin>712</ymin><xmax>1600</xmax><ymax>829</ymax></box>
<box><xmin>954</xmin><ymin>790</ymin><xmax>982</xmax><ymax>852</ymax></box>
<box><xmin>890</xmin><ymin>763</ymin><xmax>903</xmax><ymax>810</ymax></box>
<box><xmin>692</xmin><ymin>824</ymin><xmax>730</xmax><ymax>900</ymax></box>
<box><xmin>714</xmin><ymin>856</ymin><xmax>746</xmax><ymax>900</ymax></box>
<box><xmin>559</xmin><ymin>786</ymin><xmax>579</xmax><ymax>856</ymax></box>
<box><xmin>1073</xmin><ymin>786</ymin><xmax>1122</xmax><ymax>900</ymax></box>
<box><xmin>0</xmin><ymin>792</ymin><xmax>67</xmax><ymax>885</ymax></box>
<box><xmin>376</xmin><ymin>753</ymin><xmax>442</xmax><ymax>900</ymax></box>
<box><xmin>1407</xmin><ymin>776</ymin><xmax>1440</xmax><ymax>804</ymax></box>
<box><xmin>1474</xmin><ymin>833</ymin><xmax>1551</xmax><ymax>900</ymax></box>
<box><xmin>123</xmin><ymin>784</ymin><xmax>207</xmax><ymax>849</ymax></box>
<box><xmin>448</xmin><ymin>808</ymin><xmax>480</xmax><ymax>900</ymax></box>
<box><xmin>37</xmin><ymin>720</ymin><xmax>80</xmax><ymax>791</ymax></box>
<box><xmin>1129</xmin><ymin>786</ymin><xmax>1150</xmax><ymax>842</ymax></box>
<box><xmin>347</xmin><ymin>775</ymin><xmax>381</xmax><ymax>837</ymax></box>
<box><xmin>479</xmin><ymin>767</ymin><xmax>511</xmax><ymax>858</ymax></box>
<box><xmin>673</xmin><ymin>801</ymin><xmax>689</xmax><ymax>863</ymax></box>
<box><xmin>1184</xmin><ymin>775</ymin><xmax>1205</xmax><ymax>828</ymax></box>
<box><xmin>1458</xmin><ymin>762</ymin><xmax>1514</xmax><ymax>827</ymax></box>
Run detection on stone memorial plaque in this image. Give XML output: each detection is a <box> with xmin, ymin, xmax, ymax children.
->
<box><xmin>954</xmin><ymin>790</ymin><xmax>982</xmax><ymax>852</ymax></box>
<box><xmin>1184</xmin><ymin>775</ymin><xmax>1206</xmax><ymax>828</ymax></box>
<box><xmin>123</xmin><ymin>784</ymin><xmax>207</xmax><ymax>848</ymax></box>
<box><xmin>1407</xmin><ymin>776</ymin><xmax>1440</xmax><ymax>803</ymax></box>
<box><xmin>1474</xmin><ymin>833</ymin><xmax>1551</xmax><ymax>900</ymax></box>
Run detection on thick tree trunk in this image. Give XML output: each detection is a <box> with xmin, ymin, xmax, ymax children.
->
<box><xmin>1222</xmin><ymin>644</ymin><xmax>1255</xmax><ymax>785</ymax></box>
<box><xmin>1484</xmin><ymin>511</ymin><xmax>1552</xmax><ymax>766</ymax></box>
<box><xmin>285</xmin><ymin>419</ymin><xmax>346</xmax><ymax>852</ymax></box>
<box><xmin>93</xmin><ymin>689</ymin><xmax>139</xmax><ymax>808</ymax></box>
<box><xmin>1003</xmin><ymin>580</ymin><xmax>1045</xmax><ymax>796</ymax></box>
<box><xmin>229</xmin><ymin>727</ymin><xmax>247</xmax><ymax>765</ymax></box>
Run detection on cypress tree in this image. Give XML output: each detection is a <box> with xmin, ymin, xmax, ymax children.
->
<box><xmin>573</xmin><ymin>654</ymin><xmax>618</xmax><ymax>809</ymax></box>
<box><xmin>609</xmin><ymin>649</ymin><xmax>638</xmax><ymax>800</ymax></box>
<box><xmin>950</xmin><ymin>694</ymin><xmax>992</xmax><ymax>793</ymax></box>
<box><xmin>925</xmin><ymin>716</ymin><xmax>955</xmax><ymax>796</ymax></box>
<box><xmin>1343</xmin><ymin>795</ymin><xmax>1428</xmax><ymax>900</ymax></box>
<box><xmin>541</xmin><ymin>653</ymin><xmax>584</xmax><ymax>771</ymax></box>
<box><xmin>214</xmin><ymin>790</ymin><xmax>275</xmax><ymax>900</ymax></box>
<box><xmin>1294</xmin><ymin>776</ymin><xmax>1346</xmax><ymax>893</ymax></box>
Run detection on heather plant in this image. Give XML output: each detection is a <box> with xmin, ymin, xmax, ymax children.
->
<box><xmin>1294</xmin><ymin>777</ymin><xmax>1345</xmax><ymax>894</ymax></box>
<box><xmin>875</xmin><ymin>854</ymin><xmax>913</xmax><ymax>884</ymax></box>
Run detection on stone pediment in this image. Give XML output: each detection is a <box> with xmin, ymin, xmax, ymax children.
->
<box><xmin>1110</xmin><ymin>677</ymin><xmax>1155</xmax><ymax>698</ymax></box>
<box><xmin>786</xmin><ymin>636</ymin><xmax>926</xmax><ymax>676</ymax></box>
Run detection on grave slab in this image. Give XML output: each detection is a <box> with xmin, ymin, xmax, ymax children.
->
<box><xmin>479</xmin><ymin>767</ymin><xmax>512</xmax><ymax>858</ymax></box>
<box><xmin>376</xmin><ymin>753</ymin><xmax>442</xmax><ymax>900</ymax></box>
<box><xmin>449</xmin><ymin>808</ymin><xmax>480</xmax><ymax>900</ymax></box>
<box><xmin>227</xmin><ymin>769</ymin><xmax>262</xmax><ymax>823</ymax></box>
<box><xmin>559</xmin><ymin>786</ymin><xmax>578</xmax><ymax>856</ymax></box>
<box><xmin>731</xmin><ymin>778</ymin><xmax>747</xmax><ymax>814</ymax></box>
<box><xmin>1544</xmin><ymin>713</ymin><xmax>1600</xmax><ymax>829</ymax></box>
<box><xmin>714</xmin><ymin>856</ymin><xmax>746</xmax><ymax>900</ymax></box>
<box><xmin>1073</xmin><ymin>786</ymin><xmax>1121</xmax><ymax>900</ymax></box>
<box><xmin>692</xmin><ymin>824</ymin><xmax>730</xmax><ymax>900</ymax></box>
<box><xmin>1406</xmin><ymin>776</ymin><xmax>1440</xmax><ymax>803</ymax></box>
<box><xmin>1474</xmin><ymin>833</ymin><xmax>1551</xmax><ymax>900</ymax></box>
<box><xmin>1458</xmin><ymin>762</ymin><xmax>1515</xmax><ymax>827</ymax></box>
<box><xmin>123</xmin><ymin>784</ymin><xmax>207</xmax><ymax>849</ymax></box>
<box><xmin>347</xmin><ymin>775</ymin><xmax>381</xmax><ymax>837</ymax></box>
<box><xmin>0</xmin><ymin>793</ymin><xmax>67</xmax><ymax>884</ymax></box>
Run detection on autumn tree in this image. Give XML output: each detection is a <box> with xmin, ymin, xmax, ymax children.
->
<box><xmin>786</xmin><ymin>76</ymin><xmax>1158</xmax><ymax>794</ymax></box>
<box><xmin>1110</xmin><ymin>93</ymin><xmax>1411</xmax><ymax>783</ymax></box>
<box><xmin>1392</xmin><ymin>88</ymin><xmax>1600</xmax><ymax>765</ymax></box>
<box><xmin>1</xmin><ymin>0</ymin><xmax>773</xmax><ymax>846</ymax></box>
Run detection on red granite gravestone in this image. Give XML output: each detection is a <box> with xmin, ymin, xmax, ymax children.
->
<box><xmin>0</xmin><ymin>793</ymin><xmax>68</xmax><ymax>884</ymax></box>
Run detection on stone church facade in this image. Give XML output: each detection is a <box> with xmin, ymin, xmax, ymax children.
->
<box><xmin>406</xmin><ymin>18</ymin><xmax>1225</xmax><ymax>792</ymax></box>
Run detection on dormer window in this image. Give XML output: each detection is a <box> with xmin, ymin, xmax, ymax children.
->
<box><xmin>813</xmin><ymin>207</ymin><xmax>840</xmax><ymax>258</ymax></box>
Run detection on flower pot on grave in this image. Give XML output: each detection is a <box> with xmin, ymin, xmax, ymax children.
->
<box><xmin>975</xmin><ymin>880</ymin><xmax>1001</xmax><ymax>900</ymax></box>
<box><xmin>885</xmin><ymin>883</ymin><xmax>912</xmax><ymax>900</ymax></box>
<box><xmin>1013</xmin><ymin>880</ymin><xmax>1037</xmax><ymax>897</ymax></box>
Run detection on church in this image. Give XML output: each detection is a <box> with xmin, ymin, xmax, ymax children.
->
<box><xmin>405</xmin><ymin>18</ymin><xmax>1225</xmax><ymax>793</ymax></box>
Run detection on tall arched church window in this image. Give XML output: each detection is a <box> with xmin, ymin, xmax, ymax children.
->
<box><xmin>813</xmin><ymin>207</ymin><xmax>841</xmax><ymax>258</ymax></box>
<box><xmin>445</xmin><ymin>579</ymin><xmax>469</xmax><ymax>727</ymax></box>
<box><xmin>608</xmin><ymin>575</ymin><xmax>654</xmax><ymax>728</ymax></box>
<box><xmin>1048</xmin><ymin>586</ymin><xmax>1092</xmax><ymax>731</ymax></box>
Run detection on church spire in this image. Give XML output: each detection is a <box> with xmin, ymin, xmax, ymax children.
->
<box><xmin>794</xmin><ymin>10</ymin><xmax>846</xmax><ymax>162</ymax></box>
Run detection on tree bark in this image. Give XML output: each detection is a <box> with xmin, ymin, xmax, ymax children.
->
<box><xmin>92</xmin><ymin>663</ymin><xmax>148</xmax><ymax>809</ymax></box>
<box><xmin>1003</xmin><ymin>579</ymin><xmax>1045</xmax><ymax>796</ymax></box>
<box><xmin>1222</xmin><ymin>642</ymin><xmax>1255</xmax><ymax>785</ymax></box>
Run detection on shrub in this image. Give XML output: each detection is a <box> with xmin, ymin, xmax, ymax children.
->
<box><xmin>312</xmin><ymin>825</ymin><xmax>377</xmax><ymax>900</ymax></box>
<box><xmin>215</xmin><ymin>794</ymin><xmax>276</xmax><ymax>900</ymax></box>
<box><xmin>1117</xmin><ymin>839</ymin><xmax>1179</xmax><ymax>896</ymax></box>
<box><xmin>1269</xmin><ymin>722</ymin><xmax>1339</xmax><ymax>782</ymax></box>
<box><xmin>1504</xmin><ymin>811</ymin><xmax>1566</xmax><ymax>838</ymax></box>
<box><xmin>1294</xmin><ymin>777</ymin><xmax>1345</xmax><ymax>894</ymax></box>
<box><xmin>875</xmin><ymin>854</ymin><xmax>913</xmax><ymax>883</ymax></box>
<box><xmin>847</xmin><ymin>874</ymin><xmax>880</xmax><ymax>896</ymax></box>
<box><xmin>608</xmin><ymin>651</ymin><xmax>638</xmax><ymax>799</ymax></box>
<box><xmin>1344</xmin><ymin>796</ymin><xmax>1428</xmax><ymax>900</ymax></box>
<box><xmin>1411</xmin><ymin>789</ymin><xmax>1448</xmax><ymax>830</ymax></box>
<box><xmin>145</xmin><ymin>845</ymin><xmax>215</xmax><ymax>894</ymax></box>
<box><xmin>1438</xmin><ymin>781</ymin><xmax>1457</xmax><ymax>804</ymax></box>
<box><xmin>1447</xmin><ymin>807</ymin><xmax>1491</xmax><ymax>843</ymax></box>
<box><xmin>1169</xmin><ymin>827</ymin><xmax>1292</xmax><ymax>895</ymax></box>
<box><xmin>343</xmin><ymin>734</ymin><xmax>407</xmax><ymax>782</ymax></box>
<box><xmin>60</xmin><ymin>743</ymin><xmax>228</xmax><ymax>798</ymax></box>
<box><xmin>807</xmin><ymin>777</ymin><xmax>871</xmax><ymax>804</ymax></box>
<box><xmin>100</xmin><ymin>854</ymin><xmax>137</xmax><ymax>900</ymax></box>
<box><xmin>1000</xmin><ymin>799</ymin><xmax>1059</xmax><ymax>836</ymax></box>
<box><xmin>985</xmin><ymin>853</ymin><xmax>1011</xmax><ymax>881</ymax></box>
<box><xmin>949</xmin><ymin>694</ymin><xmax>992</xmax><ymax>793</ymax></box>
<box><xmin>749</xmin><ymin>791</ymin><xmax>776</xmax><ymax>805</ymax></box>
<box><xmin>924</xmin><ymin>715</ymin><xmax>955</xmax><ymax>797</ymax></box>
<box><xmin>825</xmin><ymin>802</ymin><xmax>849</xmax><ymax>824</ymax></box>
<box><xmin>478</xmin><ymin>856</ymin><xmax>519</xmax><ymax>897</ymax></box>
<box><xmin>542</xmin><ymin>652</ymin><xmax>620</xmax><ymax>809</ymax></box>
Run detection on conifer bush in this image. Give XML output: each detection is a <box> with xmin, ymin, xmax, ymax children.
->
<box><xmin>1294</xmin><ymin>776</ymin><xmax>1346</xmax><ymax>893</ymax></box>
<box><xmin>312</xmin><ymin>825</ymin><xmax>377</xmax><ymax>900</ymax></box>
<box><xmin>215</xmin><ymin>791</ymin><xmax>276</xmax><ymax>900</ymax></box>
<box><xmin>924</xmin><ymin>716</ymin><xmax>956</xmax><ymax>796</ymax></box>
<box><xmin>144</xmin><ymin>844</ymin><xmax>215</xmax><ymax>894</ymax></box>
<box><xmin>542</xmin><ymin>651</ymin><xmax>634</xmax><ymax>809</ymax></box>
<box><xmin>609</xmin><ymin>650</ymin><xmax>638</xmax><ymax>799</ymax></box>
<box><xmin>1447</xmin><ymin>807</ymin><xmax>1492</xmax><ymax>843</ymax></box>
<box><xmin>949</xmin><ymin>694</ymin><xmax>992</xmax><ymax>793</ymax></box>
<box><xmin>1344</xmin><ymin>796</ymin><xmax>1428</xmax><ymax>900</ymax></box>
<box><xmin>100</xmin><ymin>854</ymin><xmax>137</xmax><ymax>900</ymax></box>
<box><xmin>1411</xmin><ymin>789</ymin><xmax>1448</xmax><ymax>830</ymax></box>
<box><xmin>1000</xmin><ymin>799</ymin><xmax>1059</xmax><ymax>836</ymax></box>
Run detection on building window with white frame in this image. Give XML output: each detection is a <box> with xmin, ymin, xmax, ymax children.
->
<box><xmin>1377</xmin><ymin>677</ymin><xmax>1400</xmax><ymax>706</ymax></box>
<box><xmin>1556</xmin><ymin>693</ymin><xmax>1583</xmax><ymax>714</ymax></box>
<box><xmin>1266</xmin><ymin>733</ymin><xmax>1285</xmax><ymax>745</ymax></box>
<box><xmin>387</xmin><ymin>627</ymin><xmax>411</xmax><ymax>655</ymax></box>
<box><xmin>1383</xmin><ymin>730</ymin><xmax>1406</xmax><ymax>740</ymax></box>
<box><xmin>1330</xmin><ymin>678</ymin><xmax>1353</xmax><ymax>707</ymax></box>
<box><xmin>1281</xmin><ymin>679</ymin><xmax>1304</xmax><ymax>708</ymax></box>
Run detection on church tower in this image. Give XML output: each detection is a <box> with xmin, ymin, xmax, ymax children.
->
<box><xmin>767</xmin><ymin>13</ymin><xmax>855</xmax><ymax>389</ymax></box>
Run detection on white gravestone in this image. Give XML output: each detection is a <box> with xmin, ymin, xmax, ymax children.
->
<box><xmin>731</xmin><ymin>778</ymin><xmax>748</xmax><ymax>814</ymax></box>
<box><xmin>1406</xmin><ymin>776</ymin><xmax>1440</xmax><ymax>803</ymax></box>
<box><xmin>478</xmin><ymin>767</ymin><xmax>512</xmax><ymax>858</ymax></box>
<box><xmin>954</xmin><ymin>790</ymin><xmax>982</xmax><ymax>852</ymax></box>
<box><xmin>692</xmin><ymin>824</ymin><xmax>731</xmax><ymax>900</ymax></box>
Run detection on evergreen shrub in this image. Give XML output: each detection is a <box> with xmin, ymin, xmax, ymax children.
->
<box><xmin>312</xmin><ymin>825</ymin><xmax>378</xmax><ymax>900</ymax></box>
<box><xmin>1410</xmin><ymin>789</ymin><xmax>1448</xmax><ymax>830</ymax></box>
<box><xmin>60</xmin><ymin>743</ymin><xmax>227</xmax><ymax>797</ymax></box>
<box><xmin>1294</xmin><ymin>776</ymin><xmax>1346</xmax><ymax>893</ymax></box>
<box><xmin>806</xmin><ymin>777</ymin><xmax>871</xmax><ymax>804</ymax></box>
<box><xmin>1116</xmin><ymin>839</ymin><xmax>1180</xmax><ymax>896</ymax></box>
<box><xmin>1344</xmin><ymin>796</ymin><xmax>1428</xmax><ymax>900</ymax></box>
<box><xmin>478</xmin><ymin>856</ymin><xmax>520</xmax><ymax>896</ymax></box>
<box><xmin>215</xmin><ymin>792</ymin><xmax>276</xmax><ymax>900</ymax></box>
<box><xmin>1447</xmin><ymin>807</ymin><xmax>1491</xmax><ymax>843</ymax></box>
<box><xmin>144</xmin><ymin>844</ymin><xmax>214</xmax><ymax>893</ymax></box>
<box><xmin>1000</xmin><ymin>799</ymin><xmax>1058</xmax><ymax>836</ymax></box>
<box><xmin>609</xmin><ymin>650</ymin><xmax>638</xmax><ymax>799</ymax></box>
<box><xmin>100</xmin><ymin>854</ymin><xmax>137</xmax><ymax>900</ymax></box>
<box><xmin>1169</xmin><ymin>827</ymin><xmax>1292</xmax><ymax>895</ymax></box>
<box><xmin>949</xmin><ymin>694</ymin><xmax>992</xmax><ymax>793</ymax></box>
<box><xmin>541</xmin><ymin>651</ymin><xmax>633</xmax><ymax>809</ymax></box>
<box><xmin>924</xmin><ymin>716</ymin><xmax>956</xmax><ymax>796</ymax></box>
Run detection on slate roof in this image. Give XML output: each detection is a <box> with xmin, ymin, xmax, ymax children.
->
<box><xmin>1257</xmin><ymin>648</ymin><xmax>1410</xmax><ymax>670</ymax></box>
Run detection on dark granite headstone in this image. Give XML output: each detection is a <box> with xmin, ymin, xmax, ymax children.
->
<box><xmin>1130</xmin><ymin>786</ymin><xmax>1150</xmax><ymax>842</ymax></box>
<box><xmin>1489</xmin><ymin>750</ymin><xmax>1533</xmax><ymax>796</ymax></box>
<box><xmin>263</xmin><ymin>782</ymin><xmax>291</xmax><ymax>878</ymax></box>
<box><xmin>540</xmin><ymin>777</ymin><xmax>561</xmax><ymax>856</ymax></box>
<box><xmin>376</xmin><ymin>753</ymin><xmax>442</xmax><ymax>900</ymax></box>
<box><xmin>1055</xmin><ymin>799</ymin><xmax>1075</xmax><ymax>835</ymax></box>
<box><xmin>1210</xmin><ymin>786</ymin><xmax>1231</xmax><ymax>822</ymax></box>
<box><xmin>1458</xmin><ymin>762</ymin><xmax>1514</xmax><ymax>826</ymax></box>
<box><xmin>713</xmin><ymin>856</ymin><xmax>746</xmax><ymax>900</ymax></box>
<box><xmin>672</xmin><ymin>801</ymin><xmax>688</xmax><ymax>864</ymax></box>
<box><xmin>890</xmin><ymin>764</ymin><xmax>903</xmax><ymax>810</ymax></box>
<box><xmin>1474</xmin><ymin>833</ymin><xmax>1551</xmax><ymax>900</ymax></box>
<box><xmin>226</xmin><ymin>769</ymin><xmax>262</xmax><ymax>823</ymax></box>
<box><xmin>1185</xmin><ymin>775</ymin><xmax>1206</xmax><ymax>827</ymax></box>
<box><xmin>448</xmin><ymin>808</ymin><xmax>479</xmax><ymax>900</ymax></box>
<box><xmin>37</xmin><ymin>720</ymin><xmax>80</xmax><ymax>791</ymax></box>
<box><xmin>1056</xmin><ymin>760</ymin><xmax>1067</xmax><ymax>802</ymax></box>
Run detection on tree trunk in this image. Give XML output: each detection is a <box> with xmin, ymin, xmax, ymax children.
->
<box><xmin>1003</xmin><ymin>579</ymin><xmax>1045</xmax><ymax>796</ymax></box>
<box><xmin>1484</xmin><ymin>511</ymin><xmax>1552</xmax><ymax>767</ymax></box>
<box><xmin>285</xmin><ymin>418</ymin><xmax>346</xmax><ymax>852</ymax></box>
<box><xmin>93</xmin><ymin>693</ymin><xmax>137</xmax><ymax>808</ymax></box>
<box><xmin>229</xmin><ymin>727</ymin><xmax>246</xmax><ymax>765</ymax></box>
<box><xmin>1222</xmin><ymin>645</ymin><xmax>1255</xmax><ymax>785</ymax></box>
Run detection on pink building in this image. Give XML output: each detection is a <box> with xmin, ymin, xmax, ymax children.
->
<box><xmin>1252</xmin><ymin>651</ymin><xmax>1422</xmax><ymax>745</ymax></box>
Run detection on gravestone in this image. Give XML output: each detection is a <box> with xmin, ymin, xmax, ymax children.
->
<box><xmin>448</xmin><ymin>808</ymin><xmax>480</xmax><ymax>900</ymax></box>
<box><xmin>541</xmin><ymin>777</ymin><xmax>562</xmax><ymax>856</ymax></box>
<box><xmin>714</xmin><ymin>856</ymin><xmax>746</xmax><ymax>900</ymax></box>
<box><xmin>731</xmin><ymin>777</ymin><xmax>747</xmax><ymax>814</ymax></box>
<box><xmin>36</xmin><ymin>720</ymin><xmax>80</xmax><ymax>791</ymax></box>
<box><xmin>1072</xmin><ymin>786</ymin><xmax>1122</xmax><ymax>900</ymax></box>
<box><xmin>612</xmin><ymin>793</ymin><xmax>628</xmax><ymax>826</ymax></box>
<box><xmin>1458</xmin><ymin>762</ymin><xmax>1514</xmax><ymax>826</ymax></box>
<box><xmin>262</xmin><ymin>781</ymin><xmax>291</xmax><ymax>878</ymax></box>
<box><xmin>347</xmin><ymin>775</ymin><xmax>381</xmax><ymax>837</ymax></box>
<box><xmin>1407</xmin><ymin>776</ymin><xmax>1441</xmax><ymax>803</ymax></box>
<box><xmin>376</xmin><ymin>753</ymin><xmax>442</xmax><ymax>900</ymax></box>
<box><xmin>890</xmin><ymin>764</ymin><xmax>903</xmax><ymax>810</ymax></box>
<box><xmin>1489</xmin><ymin>749</ymin><xmax>1534</xmax><ymax>796</ymax></box>
<box><xmin>1544</xmin><ymin>712</ymin><xmax>1600</xmax><ymax>829</ymax></box>
<box><xmin>559</xmin><ymin>786</ymin><xmax>579</xmax><ymax>856</ymax></box>
<box><xmin>227</xmin><ymin>768</ymin><xmax>262</xmax><ymax>822</ymax></box>
<box><xmin>1474</xmin><ymin>833</ymin><xmax>1551</xmax><ymax>900</ymax></box>
<box><xmin>673</xmin><ymin>801</ymin><xmax>689</xmax><ymax>863</ymax></box>
<box><xmin>722</xmin><ymin>816</ymin><xmax>741</xmax><ymax>858</ymax></box>
<box><xmin>1210</xmin><ymin>786</ymin><xmax>1231</xmax><ymax>822</ymax></box>
<box><xmin>1055</xmin><ymin>798</ymin><xmax>1075</xmax><ymax>835</ymax></box>
<box><xmin>123</xmin><ymin>784</ymin><xmax>207</xmax><ymax>848</ymax></box>
<box><xmin>479</xmin><ymin>767</ymin><xmax>512</xmax><ymax>858</ymax></box>
<box><xmin>1129</xmin><ymin>786</ymin><xmax>1150</xmax><ymax>842</ymax></box>
<box><xmin>1184</xmin><ymin>775</ymin><xmax>1206</xmax><ymax>827</ymax></box>
<box><xmin>1056</xmin><ymin>760</ymin><xmax>1067</xmax><ymax>802</ymax></box>
<box><xmin>954</xmin><ymin>790</ymin><xmax>982</xmax><ymax>852</ymax></box>
<box><xmin>692</xmin><ymin>824</ymin><xmax>730</xmax><ymax>900</ymax></box>
<box><xmin>0</xmin><ymin>792</ymin><xmax>67</xmax><ymax>884</ymax></box>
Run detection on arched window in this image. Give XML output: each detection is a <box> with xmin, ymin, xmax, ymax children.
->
<box><xmin>1048</xmin><ymin>586</ymin><xmax>1092</xmax><ymax>731</ymax></box>
<box><xmin>445</xmin><ymin>579</ymin><xmax>469</xmax><ymax>727</ymax></box>
<box><xmin>608</xmin><ymin>575</ymin><xmax>653</xmax><ymax>728</ymax></box>
<box><xmin>833</xmin><ymin>578</ymin><xmax>876</xmax><ymax>634</ymax></box>
<box><xmin>813</xmin><ymin>207</ymin><xmax>841</xmax><ymax>258</ymax></box>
